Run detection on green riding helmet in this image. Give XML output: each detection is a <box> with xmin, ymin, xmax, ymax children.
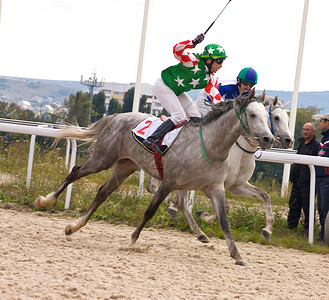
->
<box><xmin>200</xmin><ymin>44</ymin><xmax>227</xmax><ymax>60</ymax></box>
<box><xmin>237</xmin><ymin>67</ymin><xmax>258</xmax><ymax>84</ymax></box>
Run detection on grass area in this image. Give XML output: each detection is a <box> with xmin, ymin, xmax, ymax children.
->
<box><xmin>0</xmin><ymin>138</ymin><xmax>328</xmax><ymax>255</ymax></box>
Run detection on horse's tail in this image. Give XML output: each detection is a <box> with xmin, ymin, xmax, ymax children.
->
<box><xmin>53</xmin><ymin>114</ymin><xmax>116</xmax><ymax>146</ymax></box>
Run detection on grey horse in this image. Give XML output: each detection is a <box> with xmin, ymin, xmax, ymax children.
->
<box><xmin>147</xmin><ymin>94</ymin><xmax>293</xmax><ymax>243</ymax></box>
<box><xmin>34</xmin><ymin>89</ymin><xmax>274</xmax><ymax>265</ymax></box>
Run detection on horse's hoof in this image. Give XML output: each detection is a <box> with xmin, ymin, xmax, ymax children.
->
<box><xmin>65</xmin><ymin>225</ymin><xmax>73</xmax><ymax>235</ymax></box>
<box><xmin>262</xmin><ymin>229</ymin><xmax>271</xmax><ymax>242</ymax></box>
<box><xmin>33</xmin><ymin>196</ymin><xmax>45</xmax><ymax>209</ymax></box>
<box><xmin>128</xmin><ymin>239</ymin><xmax>136</xmax><ymax>248</ymax></box>
<box><xmin>195</xmin><ymin>210</ymin><xmax>208</xmax><ymax>218</ymax></box>
<box><xmin>235</xmin><ymin>260</ymin><xmax>247</xmax><ymax>266</ymax></box>
<box><xmin>167</xmin><ymin>208</ymin><xmax>177</xmax><ymax>219</ymax></box>
<box><xmin>197</xmin><ymin>235</ymin><xmax>210</xmax><ymax>243</ymax></box>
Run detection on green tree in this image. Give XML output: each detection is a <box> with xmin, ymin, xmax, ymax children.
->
<box><xmin>91</xmin><ymin>91</ymin><xmax>106</xmax><ymax>123</ymax></box>
<box><xmin>0</xmin><ymin>101</ymin><xmax>37</xmax><ymax>121</ymax></box>
<box><xmin>139</xmin><ymin>95</ymin><xmax>150</xmax><ymax>113</ymax></box>
<box><xmin>161</xmin><ymin>107</ymin><xmax>170</xmax><ymax>117</ymax></box>
<box><xmin>121</xmin><ymin>87</ymin><xmax>151</xmax><ymax>114</ymax></box>
<box><xmin>64</xmin><ymin>91</ymin><xmax>91</xmax><ymax>127</ymax></box>
<box><xmin>121</xmin><ymin>87</ymin><xmax>134</xmax><ymax>113</ymax></box>
<box><xmin>292</xmin><ymin>105</ymin><xmax>322</xmax><ymax>148</ymax></box>
<box><xmin>107</xmin><ymin>98</ymin><xmax>121</xmax><ymax>115</ymax></box>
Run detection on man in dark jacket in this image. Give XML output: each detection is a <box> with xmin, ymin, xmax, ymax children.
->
<box><xmin>315</xmin><ymin>113</ymin><xmax>329</xmax><ymax>242</ymax></box>
<box><xmin>287</xmin><ymin>122</ymin><xmax>320</xmax><ymax>234</ymax></box>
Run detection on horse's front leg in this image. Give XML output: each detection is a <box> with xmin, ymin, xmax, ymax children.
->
<box><xmin>203</xmin><ymin>184</ymin><xmax>245</xmax><ymax>266</ymax></box>
<box><xmin>228</xmin><ymin>182</ymin><xmax>274</xmax><ymax>241</ymax></box>
<box><xmin>130</xmin><ymin>181</ymin><xmax>172</xmax><ymax>246</ymax></box>
<box><xmin>147</xmin><ymin>176</ymin><xmax>177</xmax><ymax>219</ymax></box>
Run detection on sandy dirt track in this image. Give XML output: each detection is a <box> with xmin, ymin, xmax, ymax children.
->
<box><xmin>0</xmin><ymin>207</ymin><xmax>328</xmax><ymax>300</ymax></box>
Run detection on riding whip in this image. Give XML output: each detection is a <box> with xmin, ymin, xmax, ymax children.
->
<box><xmin>204</xmin><ymin>0</ymin><xmax>232</xmax><ymax>35</ymax></box>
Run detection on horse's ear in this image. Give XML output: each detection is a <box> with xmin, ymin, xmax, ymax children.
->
<box><xmin>283</xmin><ymin>101</ymin><xmax>290</xmax><ymax>109</ymax></box>
<box><xmin>248</xmin><ymin>88</ymin><xmax>256</xmax><ymax>99</ymax></box>
<box><xmin>261</xmin><ymin>89</ymin><xmax>266</xmax><ymax>102</ymax></box>
<box><xmin>273</xmin><ymin>96</ymin><xmax>278</xmax><ymax>106</ymax></box>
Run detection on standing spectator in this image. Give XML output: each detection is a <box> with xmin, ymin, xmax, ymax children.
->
<box><xmin>287</xmin><ymin>122</ymin><xmax>319</xmax><ymax>235</ymax></box>
<box><xmin>315</xmin><ymin>113</ymin><xmax>329</xmax><ymax>242</ymax></box>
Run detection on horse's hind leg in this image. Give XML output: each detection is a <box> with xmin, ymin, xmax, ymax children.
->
<box><xmin>146</xmin><ymin>176</ymin><xmax>159</xmax><ymax>194</ymax></box>
<box><xmin>34</xmin><ymin>150</ymin><xmax>118</xmax><ymax>209</ymax></box>
<box><xmin>228</xmin><ymin>182</ymin><xmax>274</xmax><ymax>241</ymax></box>
<box><xmin>130</xmin><ymin>181</ymin><xmax>172</xmax><ymax>246</ymax></box>
<box><xmin>175</xmin><ymin>190</ymin><xmax>210</xmax><ymax>243</ymax></box>
<box><xmin>65</xmin><ymin>159</ymin><xmax>138</xmax><ymax>235</ymax></box>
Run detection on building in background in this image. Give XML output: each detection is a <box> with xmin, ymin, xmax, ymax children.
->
<box><xmin>100</xmin><ymin>82</ymin><xmax>161</xmax><ymax>115</ymax></box>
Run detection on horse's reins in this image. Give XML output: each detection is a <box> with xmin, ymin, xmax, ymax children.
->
<box><xmin>236</xmin><ymin>102</ymin><xmax>285</xmax><ymax>154</ymax></box>
<box><xmin>268</xmin><ymin>104</ymin><xmax>285</xmax><ymax>134</ymax></box>
<box><xmin>199</xmin><ymin>99</ymin><xmax>260</xmax><ymax>164</ymax></box>
<box><xmin>199</xmin><ymin>125</ymin><xmax>229</xmax><ymax>164</ymax></box>
<box><xmin>235</xmin><ymin>139</ymin><xmax>258</xmax><ymax>154</ymax></box>
<box><xmin>234</xmin><ymin>99</ymin><xmax>263</xmax><ymax>134</ymax></box>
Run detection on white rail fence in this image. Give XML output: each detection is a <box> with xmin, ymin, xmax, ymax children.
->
<box><xmin>255</xmin><ymin>148</ymin><xmax>329</xmax><ymax>245</ymax></box>
<box><xmin>0</xmin><ymin>118</ymin><xmax>77</xmax><ymax>209</ymax></box>
<box><xmin>1</xmin><ymin>119</ymin><xmax>329</xmax><ymax>244</ymax></box>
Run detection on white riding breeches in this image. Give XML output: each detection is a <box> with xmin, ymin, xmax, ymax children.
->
<box><xmin>195</xmin><ymin>89</ymin><xmax>212</xmax><ymax>117</ymax></box>
<box><xmin>153</xmin><ymin>78</ymin><xmax>201</xmax><ymax>125</ymax></box>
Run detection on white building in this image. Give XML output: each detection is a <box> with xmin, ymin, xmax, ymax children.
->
<box><xmin>101</xmin><ymin>82</ymin><xmax>162</xmax><ymax>115</ymax></box>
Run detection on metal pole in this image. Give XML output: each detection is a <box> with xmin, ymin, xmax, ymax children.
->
<box><xmin>0</xmin><ymin>0</ymin><xmax>2</xmax><ymax>26</ymax></box>
<box><xmin>27</xmin><ymin>135</ymin><xmax>36</xmax><ymax>188</ymax></box>
<box><xmin>138</xmin><ymin>169</ymin><xmax>145</xmax><ymax>198</ymax></box>
<box><xmin>65</xmin><ymin>139</ymin><xmax>71</xmax><ymax>169</ymax></box>
<box><xmin>134</xmin><ymin>0</ymin><xmax>150</xmax><ymax>196</ymax></box>
<box><xmin>133</xmin><ymin>0</ymin><xmax>150</xmax><ymax>113</ymax></box>
<box><xmin>65</xmin><ymin>139</ymin><xmax>77</xmax><ymax>209</ymax></box>
<box><xmin>281</xmin><ymin>0</ymin><xmax>309</xmax><ymax>196</ymax></box>
<box><xmin>308</xmin><ymin>165</ymin><xmax>315</xmax><ymax>244</ymax></box>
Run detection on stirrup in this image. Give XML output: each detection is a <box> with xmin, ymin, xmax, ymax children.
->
<box><xmin>142</xmin><ymin>138</ymin><xmax>154</xmax><ymax>148</ymax></box>
<box><xmin>152</xmin><ymin>143</ymin><xmax>162</xmax><ymax>155</ymax></box>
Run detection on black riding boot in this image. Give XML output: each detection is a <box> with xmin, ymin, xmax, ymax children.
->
<box><xmin>143</xmin><ymin>119</ymin><xmax>175</xmax><ymax>154</ymax></box>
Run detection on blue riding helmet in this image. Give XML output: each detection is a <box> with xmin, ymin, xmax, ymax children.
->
<box><xmin>237</xmin><ymin>67</ymin><xmax>258</xmax><ymax>84</ymax></box>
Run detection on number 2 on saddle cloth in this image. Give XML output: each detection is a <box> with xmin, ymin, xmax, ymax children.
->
<box><xmin>131</xmin><ymin>117</ymin><xmax>188</xmax><ymax>179</ymax></box>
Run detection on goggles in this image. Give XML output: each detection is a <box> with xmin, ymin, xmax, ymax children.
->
<box><xmin>214</xmin><ymin>58</ymin><xmax>225</xmax><ymax>65</ymax></box>
<box><xmin>241</xmin><ymin>80</ymin><xmax>255</xmax><ymax>88</ymax></box>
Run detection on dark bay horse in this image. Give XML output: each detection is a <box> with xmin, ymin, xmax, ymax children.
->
<box><xmin>34</xmin><ymin>89</ymin><xmax>274</xmax><ymax>265</ymax></box>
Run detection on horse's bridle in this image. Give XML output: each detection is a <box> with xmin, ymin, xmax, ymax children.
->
<box><xmin>236</xmin><ymin>102</ymin><xmax>285</xmax><ymax>154</ymax></box>
<box><xmin>268</xmin><ymin>104</ymin><xmax>285</xmax><ymax>135</ymax></box>
<box><xmin>234</xmin><ymin>99</ymin><xmax>263</xmax><ymax>134</ymax></box>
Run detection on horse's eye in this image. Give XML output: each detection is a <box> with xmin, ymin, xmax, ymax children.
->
<box><xmin>250</xmin><ymin>114</ymin><xmax>256</xmax><ymax>118</ymax></box>
<box><xmin>274</xmin><ymin>116</ymin><xmax>280</xmax><ymax>121</ymax></box>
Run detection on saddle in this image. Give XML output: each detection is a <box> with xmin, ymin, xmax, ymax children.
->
<box><xmin>132</xmin><ymin>116</ymin><xmax>188</xmax><ymax>156</ymax></box>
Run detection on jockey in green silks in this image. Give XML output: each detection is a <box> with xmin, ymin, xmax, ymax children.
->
<box><xmin>143</xmin><ymin>33</ymin><xmax>227</xmax><ymax>154</ymax></box>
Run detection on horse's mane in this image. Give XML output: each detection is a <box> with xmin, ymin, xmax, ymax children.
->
<box><xmin>189</xmin><ymin>95</ymin><xmax>249</xmax><ymax>126</ymax></box>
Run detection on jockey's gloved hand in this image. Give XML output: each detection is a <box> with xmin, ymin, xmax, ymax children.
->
<box><xmin>192</xmin><ymin>33</ymin><xmax>205</xmax><ymax>47</ymax></box>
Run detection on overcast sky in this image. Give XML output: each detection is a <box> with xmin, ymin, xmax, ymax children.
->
<box><xmin>0</xmin><ymin>0</ymin><xmax>328</xmax><ymax>92</ymax></box>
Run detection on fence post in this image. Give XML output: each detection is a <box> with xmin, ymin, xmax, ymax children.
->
<box><xmin>26</xmin><ymin>134</ymin><xmax>36</xmax><ymax>188</ymax></box>
<box><xmin>65</xmin><ymin>139</ymin><xmax>77</xmax><ymax>209</ymax></box>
